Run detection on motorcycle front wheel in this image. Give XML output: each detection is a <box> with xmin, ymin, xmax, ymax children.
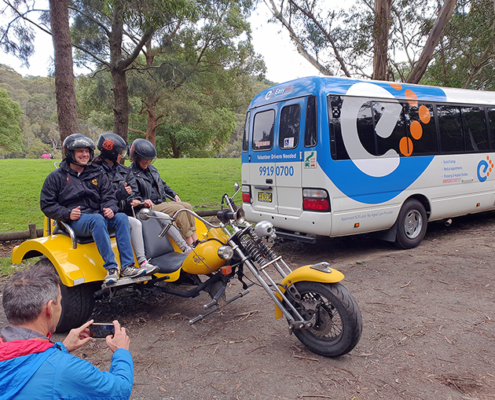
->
<box><xmin>289</xmin><ymin>282</ymin><xmax>362</xmax><ymax>357</ymax></box>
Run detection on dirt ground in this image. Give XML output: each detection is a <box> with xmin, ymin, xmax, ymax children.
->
<box><xmin>2</xmin><ymin>213</ymin><xmax>495</xmax><ymax>400</ymax></box>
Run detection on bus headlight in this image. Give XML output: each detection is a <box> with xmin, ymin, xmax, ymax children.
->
<box><xmin>217</xmin><ymin>246</ymin><xmax>234</xmax><ymax>260</ymax></box>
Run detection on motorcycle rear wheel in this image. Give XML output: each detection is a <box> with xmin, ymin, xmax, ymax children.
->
<box><xmin>34</xmin><ymin>258</ymin><xmax>96</xmax><ymax>333</ymax></box>
<box><xmin>289</xmin><ymin>282</ymin><xmax>362</xmax><ymax>357</ymax></box>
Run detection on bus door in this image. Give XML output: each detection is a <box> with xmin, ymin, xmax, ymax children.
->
<box><xmin>273</xmin><ymin>98</ymin><xmax>306</xmax><ymax>217</ymax></box>
<box><xmin>249</xmin><ymin>106</ymin><xmax>279</xmax><ymax>214</ymax></box>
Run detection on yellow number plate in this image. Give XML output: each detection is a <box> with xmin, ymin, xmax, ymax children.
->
<box><xmin>258</xmin><ymin>192</ymin><xmax>272</xmax><ymax>203</ymax></box>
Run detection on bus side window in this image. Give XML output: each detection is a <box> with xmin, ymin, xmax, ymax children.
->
<box><xmin>373</xmin><ymin>100</ymin><xmax>405</xmax><ymax>157</ymax></box>
<box><xmin>403</xmin><ymin>103</ymin><xmax>437</xmax><ymax>155</ymax></box>
<box><xmin>461</xmin><ymin>106</ymin><xmax>488</xmax><ymax>152</ymax></box>
<box><xmin>356</xmin><ymin>100</ymin><xmax>377</xmax><ymax>156</ymax></box>
<box><xmin>438</xmin><ymin>105</ymin><xmax>463</xmax><ymax>153</ymax></box>
<box><xmin>252</xmin><ymin>110</ymin><xmax>275</xmax><ymax>151</ymax></box>
<box><xmin>279</xmin><ymin>104</ymin><xmax>300</xmax><ymax>149</ymax></box>
<box><xmin>242</xmin><ymin>111</ymin><xmax>251</xmax><ymax>152</ymax></box>
<box><xmin>304</xmin><ymin>95</ymin><xmax>317</xmax><ymax>147</ymax></box>
<box><xmin>488</xmin><ymin>109</ymin><xmax>495</xmax><ymax>150</ymax></box>
<box><xmin>328</xmin><ymin>95</ymin><xmax>348</xmax><ymax>160</ymax></box>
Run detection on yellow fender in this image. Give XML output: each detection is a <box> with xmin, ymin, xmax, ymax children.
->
<box><xmin>274</xmin><ymin>264</ymin><xmax>345</xmax><ymax>319</ymax></box>
<box><xmin>12</xmin><ymin>234</ymin><xmax>113</xmax><ymax>287</ymax></box>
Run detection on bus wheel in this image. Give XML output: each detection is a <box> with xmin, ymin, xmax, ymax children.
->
<box><xmin>33</xmin><ymin>258</ymin><xmax>96</xmax><ymax>333</ymax></box>
<box><xmin>394</xmin><ymin>199</ymin><xmax>427</xmax><ymax>249</ymax></box>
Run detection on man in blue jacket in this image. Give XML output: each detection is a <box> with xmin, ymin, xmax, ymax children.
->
<box><xmin>0</xmin><ymin>265</ymin><xmax>134</xmax><ymax>400</ymax></box>
<box><xmin>40</xmin><ymin>133</ymin><xmax>146</xmax><ymax>283</ymax></box>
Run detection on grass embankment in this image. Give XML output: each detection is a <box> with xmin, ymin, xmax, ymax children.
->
<box><xmin>0</xmin><ymin>158</ymin><xmax>242</xmax><ymax>275</ymax></box>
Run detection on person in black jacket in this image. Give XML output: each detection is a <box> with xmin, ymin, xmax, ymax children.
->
<box><xmin>93</xmin><ymin>133</ymin><xmax>192</xmax><ymax>270</ymax></box>
<box><xmin>129</xmin><ymin>139</ymin><xmax>199</xmax><ymax>246</ymax></box>
<box><xmin>40</xmin><ymin>134</ymin><xmax>147</xmax><ymax>284</ymax></box>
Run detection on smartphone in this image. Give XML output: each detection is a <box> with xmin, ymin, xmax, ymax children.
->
<box><xmin>89</xmin><ymin>323</ymin><xmax>115</xmax><ymax>338</ymax></box>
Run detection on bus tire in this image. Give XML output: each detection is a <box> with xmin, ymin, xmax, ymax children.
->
<box><xmin>33</xmin><ymin>258</ymin><xmax>96</xmax><ymax>333</ymax></box>
<box><xmin>394</xmin><ymin>199</ymin><xmax>427</xmax><ymax>249</ymax></box>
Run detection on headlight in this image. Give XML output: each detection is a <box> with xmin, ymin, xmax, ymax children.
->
<box><xmin>254</xmin><ymin>221</ymin><xmax>274</xmax><ymax>237</ymax></box>
<box><xmin>217</xmin><ymin>246</ymin><xmax>234</xmax><ymax>260</ymax></box>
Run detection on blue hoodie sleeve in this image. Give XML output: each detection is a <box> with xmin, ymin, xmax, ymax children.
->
<box><xmin>53</xmin><ymin>345</ymin><xmax>134</xmax><ymax>400</ymax></box>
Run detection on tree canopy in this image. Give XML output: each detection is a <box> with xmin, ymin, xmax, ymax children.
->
<box><xmin>422</xmin><ymin>0</ymin><xmax>495</xmax><ymax>90</ymax></box>
<box><xmin>0</xmin><ymin>87</ymin><xmax>24</xmax><ymax>154</ymax></box>
<box><xmin>263</xmin><ymin>0</ymin><xmax>457</xmax><ymax>83</ymax></box>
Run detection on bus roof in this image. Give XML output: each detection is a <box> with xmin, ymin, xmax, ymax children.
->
<box><xmin>248</xmin><ymin>76</ymin><xmax>495</xmax><ymax>109</ymax></box>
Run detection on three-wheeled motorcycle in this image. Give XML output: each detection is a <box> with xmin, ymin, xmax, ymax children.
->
<box><xmin>12</xmin><ymin>184</ymin><xmax>362</xmax><ymax>357</ymax></box>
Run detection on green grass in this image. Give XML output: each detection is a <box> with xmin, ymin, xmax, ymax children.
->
<box><xmin>0</xmin><ymin>158</ymin><xmax>242</xmax><ymax>234</ymax></box>
<box><xmin>0</xmin><ymin>256</ymin><xmax>38</xmax><ymax>278</ymax></box>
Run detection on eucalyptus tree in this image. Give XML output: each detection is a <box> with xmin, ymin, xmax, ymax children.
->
<box><xmin>1</xmin><ymin>0</ymin><xmax>79</xmax><ymax>140</ymax></box>
<box><xmin>422</xmin><ymin>0</ymin><xmax>495</xmax><ymax>90</ymax></box>
<box><xmin>126</xmin><ymin>0</ymin><xmax>265</xmax><ymax>147</ymax></box>
<box><xmin>263</xmin><ymin>0</ymin><xmax>456</xmax><ymax>83</ymax></box>
<box><xmin>69</xmin><ymin>0</ymin><xmax>192</xmax><ymax>139</ymax></box>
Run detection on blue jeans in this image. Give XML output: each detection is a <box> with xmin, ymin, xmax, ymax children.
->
<box><xmin>69</xmin><ymin>213</ymin><xmax>135</xmax><ymax>271</ymax></box>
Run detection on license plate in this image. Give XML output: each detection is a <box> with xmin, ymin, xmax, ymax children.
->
<box><xmin>258</xmin><ymin>192</ymin><xmax>272</xmax><ymax>203</ymax></box>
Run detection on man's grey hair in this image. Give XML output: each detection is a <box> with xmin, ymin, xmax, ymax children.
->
<box><xmin>2</xmin><ymin>264</ymin><xmax>61</xmax><ymax>325</ymax></box>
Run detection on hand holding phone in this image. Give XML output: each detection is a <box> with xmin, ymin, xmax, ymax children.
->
<box><xmin>89</xmin><ymin>323</ymin><xmax>115</xmax><ymax>338</ymax></box>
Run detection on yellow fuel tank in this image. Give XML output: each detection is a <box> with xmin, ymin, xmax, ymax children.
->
<box><xmin>181</xmin><ymin>228</ymin><xmax>229</xmax><ymax>275</ymax></box>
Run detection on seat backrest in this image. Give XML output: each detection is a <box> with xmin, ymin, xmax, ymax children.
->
<box><xmin>140</xmin><ymin>216</ymin><xmax>176</xmax><ymax>259</ymax></box>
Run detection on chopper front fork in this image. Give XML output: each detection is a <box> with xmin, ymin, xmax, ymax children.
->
<box><xmin>231</xmin><ymin>243</ymin><xmax>313</xmax><ymax>330</ymax></box>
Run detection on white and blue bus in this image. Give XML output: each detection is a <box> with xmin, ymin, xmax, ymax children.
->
<box><xmin>241</xmin><ymin>76</ymin><xmax>495</xmax><ymax>248</ymax></box>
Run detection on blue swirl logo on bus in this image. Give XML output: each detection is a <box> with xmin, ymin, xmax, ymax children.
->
<box><xmin>477</xmin><ymin>156</ymin><xmax>494</xmax><ymax>182</ymax></box>
<box><xmin>326</xmin><ymin>82</ymin><xmax>447</xmax><ymax>204</ymax></box>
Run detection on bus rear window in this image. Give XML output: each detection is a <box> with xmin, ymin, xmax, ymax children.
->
<box><xmin>252</xmin><ymin>110</ymin><xmax>275</xmax><ymax>151</ymax></box>
<box><xmin>279</xmin><ymin>104</ymin><xmax>300</xmax><ymax>149</ymax></box>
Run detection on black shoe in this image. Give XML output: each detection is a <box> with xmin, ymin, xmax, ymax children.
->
<box><xmin>192</xmin><ymin>240</ymin><xmax>200</xmax><ymax>248</ymax></box>
<box><xmin>104</xmin><ymin>268</ymin><xmax>119</xmax><ymax>284</ymax></box>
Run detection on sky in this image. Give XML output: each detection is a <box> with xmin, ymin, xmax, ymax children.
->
<box><xmin>0</xmin><ymin>3</ymin><xmax>320</xmax><ymax>84</ymax></box>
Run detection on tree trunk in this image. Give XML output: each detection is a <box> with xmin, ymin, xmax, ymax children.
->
<box><xmin>372</xmin><ymin>0</ymin><xmax>392</xmax><ymax>81</ymax></box>
<box><xmin>111</xmin><ymin>67</ymin><xmax>129</xmax><ymax>140</ymax></box>
<box><xmin>49</xmin><ymin>0</ymin><xmax>79</xmax><ymax>142</ymax></box>
<box><xmin>406</xmin><ymin>0</ymin><xmax>456</xmax><ymax>84</ymax></box>
<box><xmin>109</xmin><ymin>12</ymin><xmax>129</xmax><ymax>140</ymax></box>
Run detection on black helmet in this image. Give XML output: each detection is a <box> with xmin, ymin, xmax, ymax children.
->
<box><xmin>97</xmin><ymin>133</ymin><xmax>129</xmax><ymax>162</ymax></box>
<box><xmin>130</xmin><ymin>139</ymin><xmax>156</xmax><ymax>163</ymax></box>
<box><xmin>63</xmin><ymin>134</ymin><xmax>95</xmax><ymax>166</ymax></box>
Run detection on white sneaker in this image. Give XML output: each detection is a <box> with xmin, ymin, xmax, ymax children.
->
<box><xmin>140</xmin><ymin>260</ymin><xmax>160</xmax><ymax>275</ymax></box>
<box><xmin>182</xmin><ymin>245</ymin><xmax>193</xmax><ymax>255</ymax></box>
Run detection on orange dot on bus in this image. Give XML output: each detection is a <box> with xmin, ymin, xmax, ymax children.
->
<box><xmin>390</xmin><ymin>83</ymin><xmax>402</xmax><ymax>91</ymax></box>
<box><xmin>399</xmin><ymin>137</ymin><xmax>413</xmax><ymax>156</ymax></box>
<box><xmin>419</xmin><ymin>105</ymin><xmax>431</xmax><ymax>124</ymax></box>
<box><xmin>490</xmin><ymin>167</ymin><xmax>493</xmax><ymax>173</ymax></box>
<box><xmin>487</xmin><ymin>156</ymin><xmax>490</xmax><ymax>160</ymax></box>
<box><xmin>405</xmin><ymin>89</ymin><xmax>418</xmax><ymax>107</ymax></box>
<box><xmin>410</xmin><ymin>120</ymin><xmax>422</xmax><ymax>140</ymax></box>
